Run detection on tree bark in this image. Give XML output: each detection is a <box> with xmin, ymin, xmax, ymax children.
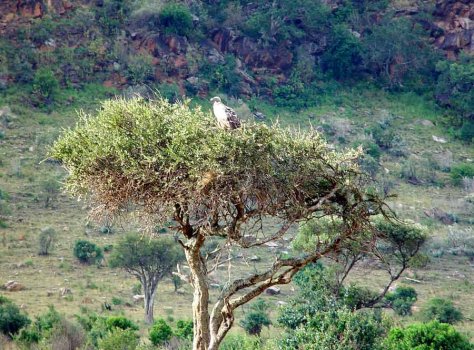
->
<box><xmin>144</xmin><ymin>281</ymin><xmax>158</xmax><ymax>324</ymax></box>
<box><xmin>185</xmin><ymin>233</ymin><xmax>211</xmax><ymax>350</ymax></box>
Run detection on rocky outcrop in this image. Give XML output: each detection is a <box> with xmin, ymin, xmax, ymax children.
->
<box><xmin>433</xmin><ymin>0</ymin><xmax>474</xmax><ymax>56</ymax></box>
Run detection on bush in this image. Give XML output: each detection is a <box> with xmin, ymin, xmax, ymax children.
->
<box><xmin>0</xmin><ymin>297</ymin><xmax>30</xmax><ymax>337</ymax></box>
<box><xmin>126</xmin><ymin>53</ymin><xmax>154</xmax><ymax>84</ymax></box>
<box><xmin>384</xmin><ymin>321</ymin><xmax>473</xmax><ymax>350</ymax></box>
<box><xmin>385</xmin><ymin>286</ymin><xmax>417</xmax><ymax>316</ymax></box>
<box><xmin>175</xmin><ymin>319</ymin><xmax>193</xmax><ymax>340</ymax></box>
<box><xmin>149</xmin><ymin>318</ymin><xmax>173</xmax><ymax>346</ymax></box>
<box><xmin>220</xmin><ymin>334</ymin><xmax>263</xmax><ymax>350</ymax></box>
<box><xmin>239</xmin><ymin>300</ymin><xmax>271</xmax><ymax>336</ymax></box>
<box><xmin>98</xmin><ymin>328</ymin><xmax>139</xmax><ymax>350</ymax></box>
<box><xmin>73</xmin><ymin>240</ymin><xmax>103</xmax><ymax>265</ymax></box>
<box><xmin>421</xmin><ymin>298</ymin><xmax>463</xmax><ymax>324</ymax></box>
<box><xmin>451</xmin><ymin>163</ymin><xmax>474</xmax><ymax>186</ymax></box>
<box><xmin>38</xmin><ymin>227</ymin><xmax>56</xmax><ymax>255</ymax></box>
<box><xmin>32</xmin><ymin>68</ymin><xmax>59</xmax><ymax>106</ymax></box>
<box><xmin>106</xmin><ymin>316</ymin><xmax>139</xmax><ymax>331</ymax></box>
<box><xmin>159</xmin><ymin>3</ymin><xmax>193</xmax><ymax>36</ymax></box>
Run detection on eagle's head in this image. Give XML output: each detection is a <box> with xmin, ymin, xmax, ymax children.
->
<box><xmin>210</xmin><ymin>96</ymin><xmax>221</xmax><ymax>104</ymax></box>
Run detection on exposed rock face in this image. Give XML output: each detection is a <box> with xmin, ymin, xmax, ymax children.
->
<box><xmin>433</xmin><ymin>0</ymin><xmax>474</xmax><ymax>55</ymax></box>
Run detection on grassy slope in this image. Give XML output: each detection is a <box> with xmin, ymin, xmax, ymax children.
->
<box><xmin>0</xmin><ymin>86</ymin><xmax>473</xmax><ymax>343</ymax></box>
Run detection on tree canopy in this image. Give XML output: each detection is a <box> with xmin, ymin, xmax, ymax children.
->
<box><xmin>51</xmin><ymin>97</ymin><xmax>387</xmax><ymax>350</ymax></box>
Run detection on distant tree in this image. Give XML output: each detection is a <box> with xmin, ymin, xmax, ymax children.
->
<box><xmin>52</xmin><ymin>97</ymin><xmax>388</xmax><ymax>350</ymax></box>
<box><xmin>384</xmin><ymin>321</ymin><xmax>473</xmax><ymax>350</ymax></box>
<box><xmin>109</xmin><ymin>235</ymin><xmax>184</xmax><ymax>324</ymax></box>
<box><xmin>38</xmin><ymin>227</ymin><xmax>57</xmax><ymax>255</ymax></box>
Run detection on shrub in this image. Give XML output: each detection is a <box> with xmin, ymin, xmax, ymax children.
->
<box><xmin>321</xmin><ymin>24</ymin><xmax>362</xmax><ymax>80</ymax></box>
<box><xmin>220</xmin><ymin>333</ymin><xmax>263</xmax><ymax>350</ymax></box>
<box><xmin>126</xmin><ymin>53</ymin><xmax>154</xmax><ymax>84</ymax></box>
<box><xmin>451</xmin><ymin>163</ymin><xmax>474</xmax><ymax>186</ymax></box>
<box><xmin>149</xmin><ymin>318</ymin><xmax>173</xmax><ymax>346</ymax></box>
<box><xmin>73</xmin><ymin>240</ymin><xmax>103</xmax><ymax>265</ymax></box>
<box><xmin>32</xmin><ymin>68</ymin><xmax>59</xmax><ymax>106</ymax></box>
<box><xmin>385</xmin><ymin>287</ymin><xmax>417</xmax><ymax>316</ymax></box>
<box><xmin>421</xmin><ymin>298</ymin><xmax>463</xmax><ymax>324</ymax></box>
<box><xmin>0</xmin><ymin>297</ymin><xmax>30</xmax><ymax>337</ymax></box>
<box><xmin>98</xmin><ymin>328</ymin><xmax>139</xmax><ymax>350</ymax></box>
<box><xmin>384</xmin><ymin>321</ymin><xmax>472</xmax><ymax>350</ymax></box>
<box><xmin>38</xmin><ymin>227</ymin><xmax>56</xmax><ymax>255</ymax></box>
<box><xmin>239</xmin><ymin>300</ymin><xmax>271</xmax><ymax>336</ymax></box>
<box><xmin>106</xmin><ymin>316</ymin><xmax>139</xmax><ymax>331</ymax></box>
<box><xmin>175</xmin><ymin>319</ymin><xmax>193</xmax><ymax>340</ymax></box>
<box><xmin>41</xmin><ymin>177</ymin><xmax>60</xmax><ymax>208</ymax></box>
<box><xmin>159</xmin><ymin>3</ymin><xmax>193</xmax><ymax>36</ymax></box>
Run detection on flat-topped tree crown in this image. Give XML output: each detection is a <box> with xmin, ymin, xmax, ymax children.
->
<box><xmin>51</xmin><ymin>97</ymin><xmax>386</xmax><ymax>350</ymax></box>
<box><xmin>51</xmin><ymin>97</ymin><xmax>373</xmax><ymax>237</ymax></box>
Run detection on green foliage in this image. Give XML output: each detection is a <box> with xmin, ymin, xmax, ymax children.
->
<box><xmin>156</xmin><ymin>82</ymin><xmax>181</xmax><ymax>102</ymax></box>
<box><xmin>126</xmin><ymin>53</ymin><xmax>155</xmax><ymax>84</ymax></box>
<box><xmin>149</xmin><ymin>318</ymin><xmax>173</xmax><ymax>346</ymax></box>
<box><xmin>32</xmin><ymin>68</ymin><xmax>59</xmax><ymax>106</ymax></box>
<box><xmin>94</xmin><ymin>0</ymin><xmax>131</xmax><ymax>36</ymax></box>
<box><xmin>240</xmin><ymin>300</ymin><xmax>271</xmax><ymax>336</ymax></box>
<box><xmin>279</xmin><ymin>306</ymin><xmax>387</xmax><ymax>350</ymax></box>
<box><xmin>450</xmin><ymin>163</ymin><xmax>474</xmax><ymax>186</ymax></box>
<box><xmin>51</xmin><ymin>97</ymin><xmax>364</xmax><ymax>227</ymax></box>
<box><xmin>321</xmin><ymin>24</ymin><xmax>362</xmax><ymax>80</ymax></box>
<box><xmin>105</xmin><ymin>316</ymin><xmax>139</xmax><ymax>331</ymax></box>
<box><xmin>73</xmin><ymin>240</ymin><xmax>103</xmax><ymax>265</ymax></box>
<box><xmin>420</xmin><ymin>298</ymin><xmax>463</xmax><ymax>325</ymax></box>
<box><xmin>220</xmin><ymin>333</ymin><xmax>264</xmax><ymax>350</ymax></box>
<box><xmin>40</xmin><ymin>177</ymin><xmax>61</xmax><ymax>208</ymax></box>
<box><xmin>38</xmin><ymin>227</ymin><xmax>56</xmax><ymax>255</ymax></box>
<box><xmin>174</xmin><ymin>319</ymin><xmax>193</xmax><ymax>340</ymax></box>
<box><xmin>353</xmin><ymin>140</ymin><xmax>381</xmax><ymax>160</ymax></box>
<box><xmin>109</xmin><ymin>234</ymin><xmax>184</xmax><ymax>280</ymax></box>
<box><xmin>385</xmin><ymin>286</ymin><xmax>417</xmax><ymax>316</ymax></box>
<box><xmin>361</xmin><ymin>17</ymin><xmax>437</xmax><ymax>89</ymax></box>
<box><xmin>159</xmin><ymin>3</ymin><xmax>193</xmax><ymax>36</ymax></box>
<box><xmin>98</xmin><ymin>328</ymin><xmax>139</xmax><ymax>350</ymax></box>
<box><xmin>383</xmin><ymin>321</ymin><xmax>473</xmax><ymax>350</ymax></box>
<box><xmin>0</xmin><ymin>297</ymin><xmax>30</xmax><ymax>337</ymax></box>
<box><xmin>435</xmin><ymin>54</ymin><xmax>474</xmax><ymax>124</ymax></box>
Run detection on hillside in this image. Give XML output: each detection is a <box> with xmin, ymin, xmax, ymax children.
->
<box><xmin>0</xmin><ymin>0</ymin><xmax>473</xmax><ymax>349</ymax></box>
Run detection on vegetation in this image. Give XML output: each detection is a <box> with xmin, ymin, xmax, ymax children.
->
<box><xmin>384</xmin><ymin>321</ymin><xmax>473</xmax><ymax>350</ymax></box>
<box><xmin>0</xmin><ymin>0</ymin><xmax>474</xmax><ymax>348</ymax></box>
<box><xmin>239</xmin><ymin>300</ymin><xmax>271</xmax><ymax>336</ymax></box>
<box><xmin>0</xmin><ymin>297</ymin><xmax>30</xmax><ymax>337</ymax></box>
<box><xmin>73</xmin><ymin>240</ymin><xmax>103</xmax><ymax>265</ymax></box>
<box><xmin>109</xmin><ymin>234</ymin><xmax>184</xmax><ymax>324</ymax></box>
<box><xmin>421</xmin><ymin>298</ymin><xmax>463</xmax><ymax>325</ymax></box>
<box><xmin>38</xmin><ymin>227</ymin><xmax>57</xmax><ymax>255</ymax></box>
<box><xmin>149</xmin><ymin>318</ymin><xmax>173</xmax><ymax>346</ymax></box>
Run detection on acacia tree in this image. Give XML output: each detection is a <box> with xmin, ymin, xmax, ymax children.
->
<box><xmin>109</xmin><ymin>235</ymin><xmax>184</xmax><ymax>324</ymax></box>
<box><xmin>51</xmin><ymin>97</ymin><xmax>387</xmax><ymax>350</ymax></box>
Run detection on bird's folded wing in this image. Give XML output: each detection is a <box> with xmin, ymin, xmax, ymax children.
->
<box><xmin>225</xmin><ymin>106</ymin><xmax>241</xmax><ymax>129</ymax></box>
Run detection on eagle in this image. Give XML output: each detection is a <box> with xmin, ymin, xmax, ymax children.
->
<box><xmin>210</xmin><ymin>96</ymin><xmax>241</xmax><ymax>130</ymax></box>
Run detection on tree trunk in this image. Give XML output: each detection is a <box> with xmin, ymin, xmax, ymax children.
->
<box><xmin>185</xmin><ymin>234</ymin><xmax>211</xmax><ymax>350</ymax></box>
<box><xmin>144</xmin><ymin>282</ymin><xmax>157</xmax><ymax>324</ymax></box>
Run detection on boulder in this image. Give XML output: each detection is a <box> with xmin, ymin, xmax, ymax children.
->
<box><xmin>132</xmin><ymin>294</ymin><xmax>145</xmax><ymax>303</ymax></box>
<box><xmin>249</xmin><ymin>255</ymin><xmax>261</xmax><ymax>262</ymax></box>
<box><xmin>253</xmin><ymin>112</ymin><xmax>266</xmax><ymax>121</ymax></box>
<box><xmin>4</xmin><ymin>280</ymin><xmax>24</xmax><ymax>291</ymax></box>
<box><xmin>59</xmin><ymin>287</ymin><xmax>72</xmax><ymax>296</ymax></box>
<box><xmin>265</xmin><ymin>286</ymin><xmax>281</xmax><ymax>295</ymax></box>
<box><xmin>419</xmin><ymin>119</ymin><xmax>434</xmax><ymax>127</ymax></box>
<box><xmin>432</xmin><ymin>135</ymin><xmax>447</xmax><ymax>143</ymax></box>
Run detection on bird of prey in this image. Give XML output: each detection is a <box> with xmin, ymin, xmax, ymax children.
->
<box><xmin>210</xmin><ymin>96</ymin><xmax>241</xmax><ymax>130</ymax></box>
